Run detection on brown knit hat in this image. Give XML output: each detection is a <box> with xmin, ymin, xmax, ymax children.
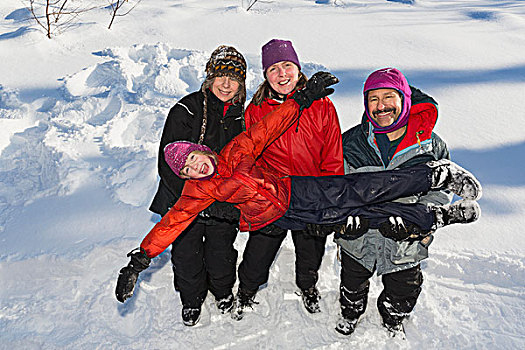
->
<box><xmin>205</xmin><ymin>45</ymin><xmax>247</xmax><ymax>83</ymax></box>
<box><xmin>198</xmin><ymin>46</ymin><xmax>247</xmax><ymax>144</ymax></box>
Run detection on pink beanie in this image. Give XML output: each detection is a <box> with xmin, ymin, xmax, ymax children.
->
<box><xmin>363</xmin><ymin>68</ymin><xmax>412</xmax><ymax>134</ymax></box>
<box><xmin>164</xmin><ymin>141</ymin><xmax>213</xmax><ymax>177</ymax></box>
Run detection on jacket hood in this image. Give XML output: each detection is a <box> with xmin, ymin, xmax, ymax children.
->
<box><xmin>363</xmin><ymin>68</ymin><xmax>412</xmax><ymax>134</ymax></box>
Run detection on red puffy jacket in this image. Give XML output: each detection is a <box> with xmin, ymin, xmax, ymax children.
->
<box><xmin>141</xmin><ymin>100</ymin><xmax>304</xmax><ymax>258</ymax></box>
<box><xmin>245</xmin><ymin>96</ymin><xmax>344</xmax><ymax>176</ymax></box>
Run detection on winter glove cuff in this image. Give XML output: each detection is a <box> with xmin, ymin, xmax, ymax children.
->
<box><xmin>127</xmin><ymin>248</ymin><xmax>151</xmax><ymax>273</ymax></box>
<box><xmin>306</xmin><ymin>223</ymin><xmax>346</xmax><ymax>238</ymax></box>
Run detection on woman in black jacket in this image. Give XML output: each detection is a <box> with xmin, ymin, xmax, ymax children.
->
<box><xmin>148</xmin><ymin>45</ymin><xmax>247</xmax><ymax>326</ymax></box>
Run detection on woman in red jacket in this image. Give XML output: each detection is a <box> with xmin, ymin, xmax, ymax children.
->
<box><xmin>235</xmin><ymin>39</ymin><xmax>345</xmax><ymax>317</ymax></box>
<box><xmin>115</xmin><ymin>72</ymin><xmax>482</xmax><ymax>309</ymax></box>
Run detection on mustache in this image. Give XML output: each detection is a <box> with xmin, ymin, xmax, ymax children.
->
<box><xmin>372</xmin><ymin>108</ymin><xmax>396</xmax><ymax>117</ymax></box>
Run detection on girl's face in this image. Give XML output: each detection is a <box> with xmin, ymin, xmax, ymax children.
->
<box><xmin>266</xmin><ymin>61</ymin><xmax>300</xmax><ymax>97</ymax></box>
<box><xmin>210</xmin><ymin>76</ymin><xmax>240</xmax><ymax>102</ymax></box>
<box><xmin>180</xmin><ymin>151</ymin><xmax>215</xmax><ymax>179</ymax></box>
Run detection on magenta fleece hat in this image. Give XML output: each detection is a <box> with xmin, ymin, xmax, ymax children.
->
<box><xmin>363</xmin><ymin>68</ymin><xmax>412</xmax><ymax>134</ymax></box>
<box><xmin>262</xmin><ymin>39</ymin><xmax>301</xmax><ymax>73</ymax></box>
<box><xmin>164</xmin><ymin>141</ymin><xmax>213</xmax><ymax>177</ymax></box>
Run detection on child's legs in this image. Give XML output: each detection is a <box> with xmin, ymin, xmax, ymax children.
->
<box><xmin>290</xmin><ymin>164</ymin><xmax>432</xmax><ymax>210</ymax></box>
<box><xmin>283</xmin><ymin>198</ymin><xmax>435</xmax><ymax>231</ymax></box>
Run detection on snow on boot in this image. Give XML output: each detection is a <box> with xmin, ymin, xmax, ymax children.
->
<box><xmin>383</xmin><ymin>322</ymin><xmax>406</xmax><ymax>340</ymax></box>
<box><xmin>300</xmin><ymin>287</ymin><xmax>321</xmax><ymax>313</ymax></box>
<box><xmin>428</xmin><ymin>159</ymin><xmax>482</xmax><ymax>200</ymax></box>
<box><xmin>335</xmin><ymin>317</ymin><xmax>358</xmax><ymax>336</ymax></box>
<box><xmin>431</xmin><ymin>200</ymin><xmax>481</xmax><ymax>229</ymax></box>
<box><xmin>182</xmin><ymin>306</ymin><xmax>201</xmax><ymax>326</ymax></box>
<box><xmin>231</xmin><ymin>288</ymin><xmax>258</xmax><ymax>321</ymax></box>
<box><xmin>216</xmin><ymin>293</ymin><xmax>235</xmax><ymax>314</ymax></box>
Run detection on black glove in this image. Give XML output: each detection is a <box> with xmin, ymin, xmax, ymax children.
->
<box><xmin>115</xmin><ymin>248</ymin><xmax>151</xmax><ymax>303</ymax></box>
<box><xmin>258</xmin><ymin>223</ymin><xmax>287</xmax><ymax>236</ymax></box>
<box><xmin>335</xmin><ymin>216</ymin><xmax>369</xmax><ymax>240</ymax></box>
<box><xmin>305</xmin><ymin>223</ymin><xmax>346</xmax><ymax>238</ymax></box>
<box><xmin>378</xmin><ymin>216</ymin><xmax>428</xmax><ymax>242</ymax></box>
<box><xmin>199</xmin><ymin>201</ymin><xmax>240</xmax><ymax>223</ymax></box>
<box><xmin>291</xmin><ymin>71</ymin><xmax>339</xmax><ymax>110</ymax></box>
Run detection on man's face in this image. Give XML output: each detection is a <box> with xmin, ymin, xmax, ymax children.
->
<box><xmin>367</xmin><ymin>88</ymin><xmax>403</xmax><ymax>127</ymax></box>
<box><xmin>180</xmin><ymin>151</ymin><xmax>215</xmax><ymax>179</ymax></box>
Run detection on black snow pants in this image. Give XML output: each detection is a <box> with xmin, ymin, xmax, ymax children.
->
<box><xmin>238</xmin><ymin>228</ymin><xmax>326</xmax><ymax>293</ymax></box>
<box><xmin>171</xmin><ymin>220</ymin><xmax>238</xmax><ymax>308</ymax></box>
<box><xmin>275</xmin><ymin>163</ymin><xmax>435</xmax><ymax>231</ymax></box>
<box><xmin>340</xmin><ymin>252</ymin><xmax>423</xmax><ymax>326</ymax></box>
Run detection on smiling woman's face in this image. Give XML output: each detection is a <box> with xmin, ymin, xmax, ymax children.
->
<box><xmin>210</xmin><ymin>76</ymin><xmax>240</xmax><ymax>102</ymax></box>
<box><xmin>180</xmin><ymin>151</ymin><xmax>215</xmax><ymax>179</ymax></box>
<box><xmin>266</xmin><ymin>61</ymin><xmax>300</xmax><ymax>97</ymax></box>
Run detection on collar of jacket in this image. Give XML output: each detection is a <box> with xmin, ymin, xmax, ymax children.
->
<box><xmin>266</xmin><ymin>89</ymin><xmax>299</xmax><ymax>106</ymax></box>
<box><xmin>205</xmin><ymin>88</ymin><xmax>226</xmax><ymax>113</ymax></box>
<box><xmin>205</xmin><ymin>88</ymin><xmax>242</xmax><ymax>118</ymax></box>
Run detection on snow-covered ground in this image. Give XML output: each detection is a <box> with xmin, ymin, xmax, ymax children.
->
<box><xmin>0</xmin><ymin>0</ymin><xmax>524</xmax><ymax>348</ymax></box>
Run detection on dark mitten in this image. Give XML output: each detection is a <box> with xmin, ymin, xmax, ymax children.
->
<box><xmin>200</xmin><ymin>201</ymin><xmax>241</xmax><ymax>223</ymax></box>
<box><xmin>378</xmin><ymin>217</ymin><xmax>427</xmax><ymax>242</ymax></box>
<box><xmin>115</xmin><ymin>248</ymin><xmax>151</xmax><ymax>303</ymax></box>
<box><xmin>291</xmin><ymin>71</ymin><xmax>339</xmax><ymax>110</ymax></box>
<box><xmin>335</xmin><ymin>216</ymin><xmax>369</xmax><ymax>240</ymax></box>
<box><xmin>306</xmin><ymin>223</ymin><xmax>346</xmax><ymax>238</ymax></box>
<box><xmin>258</xmin><ymin>223</ymin><xmax>287</xmax><ymax>236</ymax></box>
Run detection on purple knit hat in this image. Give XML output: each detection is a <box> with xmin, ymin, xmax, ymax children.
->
<box><xmin>164</xmin><ymin>141</ymin><xmax>214</xmax><ymax>178</ymax></box>
<box><xmin>262</xmin><ymin>39</ymin><xmax>301</xmax><ymax>73</ymax></box>
<box><xmin>363</xmin><ymin>68</ymin><xmax>412</xmax><ymax>134</ymax></box>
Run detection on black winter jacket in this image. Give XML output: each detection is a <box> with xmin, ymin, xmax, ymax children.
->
<box><xmin>149</xmin><ymin>89</ymin><xmax>244</xmax><ymax>221</ymax></box>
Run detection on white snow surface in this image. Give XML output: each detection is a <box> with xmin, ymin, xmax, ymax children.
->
<box><xmin>1</xmin><ymin>0</ymin><xmax>524</xmax><ymax>348</ymax></box>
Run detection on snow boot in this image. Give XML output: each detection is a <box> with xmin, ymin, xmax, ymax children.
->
<box><xmin>231</xmin><ymin>288</ymin><xmax>258</xmax><ymax>321</ymax></box>
<box><xmin>383</xmin><ymin>321</ymin><xmax>406</xmax><ymax>340</ymax></box>
<box><xmin>300</xmin><ymin>286</ymin><xmax>321</xmax><ymax>313</ymax></box>
<box><xmin>428</xmin><ymin>159</ymin><xmax>482</xmax><ymax>200</ymax></box>
<box><xmin>182</xmin><ymin>306</ymin><xmax>201</xmax><ymax>326</ymax></box>
<box><xmin>216</xmin><ymin>293</ymin><xmax>235</xmax><ymax>314</ymax></box>
<box><xmin>335</xmin><ymin>317</ymin><xmax>358</xmax><ymax>336</ymax></box>
<box><xmin>431</xmin><ymin>200</ymin><xmax>481</xmax><ymax>229</ymax></box>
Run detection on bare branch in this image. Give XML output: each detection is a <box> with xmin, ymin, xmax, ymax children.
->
<box><xmin>246</xmin><ymin>0</ymin><xmax>259</xmax><ymax>12</ymax></box>
<box><xmin>107</xmin><ymin>0</ymin><xmax>142</xmax><ymax>29</ymax></box>
<box><xmin>24</xmin><ymin>0</ymin><xmax>95</xmax><ymax>38</ymax></box>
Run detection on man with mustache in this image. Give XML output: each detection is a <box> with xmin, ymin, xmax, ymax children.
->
<box><xmin>335</xmin><ymin>68</ymin><xmax>454</xmax><ymax>338</ymax></box>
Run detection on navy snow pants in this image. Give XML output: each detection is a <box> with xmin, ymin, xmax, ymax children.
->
<box><xmin>276</xmin><ymin>163</ymin><xmax>435</xmax><ymax>231</ymax></box>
